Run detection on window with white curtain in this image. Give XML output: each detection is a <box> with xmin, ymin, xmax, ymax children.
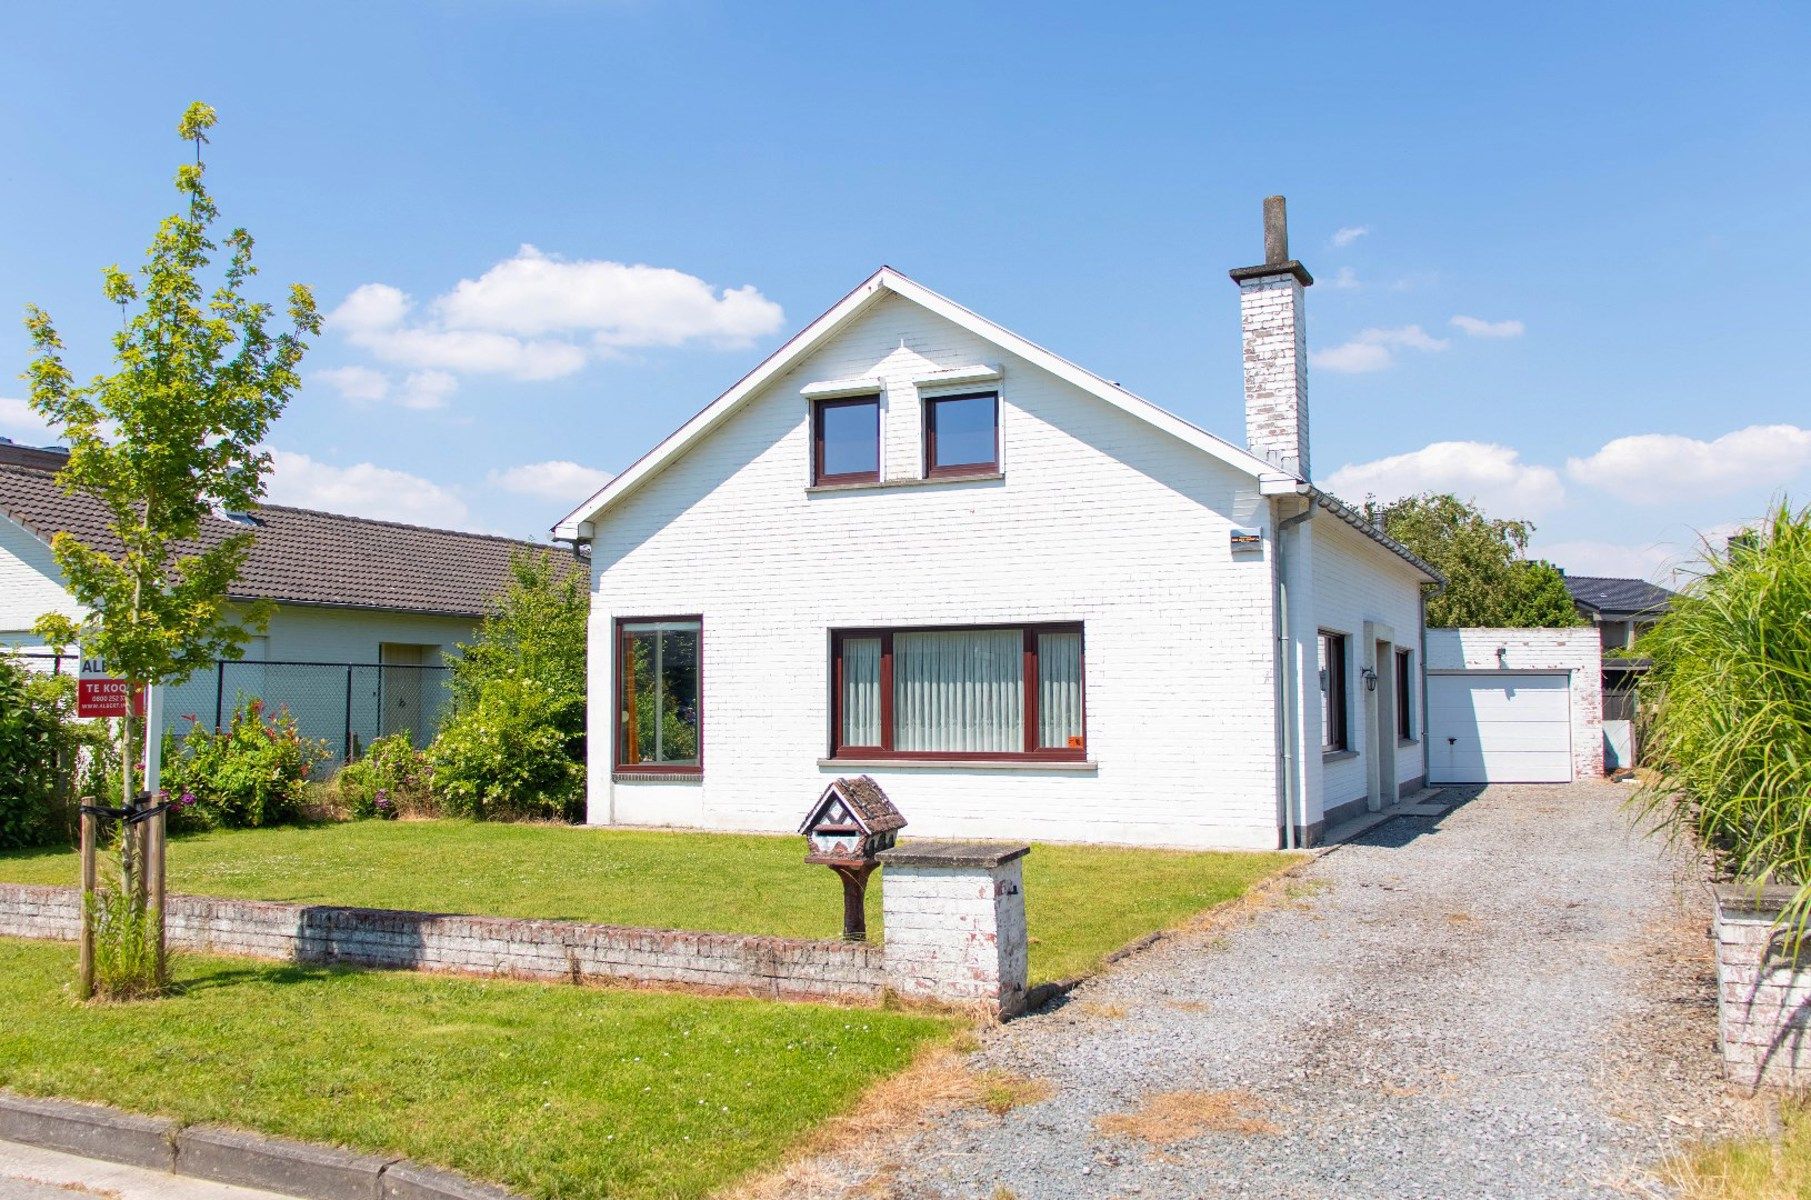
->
<box><xmin>830</xmin><ymin>624</ymin><xmax>1084</xmax><ymax>758</ymax></box>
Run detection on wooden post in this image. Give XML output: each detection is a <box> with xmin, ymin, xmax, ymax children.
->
<box><xmin>78</xmin><ymin>805</ymin><xmax>96</xmax><ymax>1001</ymax></box>
<box><xmin>149</xmin><ymin>809</ymin><xmax>167</xmax><ymax>987</ymax></box>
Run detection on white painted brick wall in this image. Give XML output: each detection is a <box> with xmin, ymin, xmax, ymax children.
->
<box><xmin>881</xmin><ymin>855</ymin><xmax>1028</xmax><ymax>1016</ymax></box>
<box><xmin>1312</xmin><ymin>517</ymin><xmax>1431</xmax><ymax>814</ymax></box>
<box><xmin>1425</xmin><ymin>627</ymin><xmax>1603</xmax><ymax>779</ymax></box>
<box><xmin>587</xmin><ymin>294</ymin><xmax>1284</xmax><ymax>850</ymax></box>
<box><xmin>0</xmin><ymin>516</ymin><xmax>81</xmax><ymax>644</ymax></box>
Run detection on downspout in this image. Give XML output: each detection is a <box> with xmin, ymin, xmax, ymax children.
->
<box><xmin>1274</xmin><ymin>496</ymin><xmax>1315</xmax><ymax>850</ymax></box>
<box><xmin>1418</xmin><ymin>575</ymin><xmax>1445</xmax><ymax>791</ymax></box>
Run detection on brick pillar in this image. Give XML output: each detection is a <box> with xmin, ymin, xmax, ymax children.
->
<box><xmin>876</xmin><ymin>841</ymin><xmax>1029</xmax><ymax>1018</ymax></box>
<box><xmin>1714</xmin><ymin>885</ymin><xmax>1811</xmax><ymax>1088</ymax></box>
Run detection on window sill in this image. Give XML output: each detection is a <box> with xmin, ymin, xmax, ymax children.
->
<box><xmin>1322</xmin><ymin>749</ymin><xmax>1360</xmax><ymax>763</ymax></box>
<box><xmin>818</xmin><ymin>756</ymin><xmax>1097</xmax><ymax>773</ymax></box>
<box><xmin>807</xmin><ymin>472</ymin><xmax>1004</xmax><ymax>495</ymax></box>
<box><xmin>1398</xmin><ymin>737</ymin><xmax>1420</xmax><ymax>747</ymax></box>
<box><xmin>612</xmin><ymin>771</ymin><xmax>703</xmax><ymax>784</ymax></box>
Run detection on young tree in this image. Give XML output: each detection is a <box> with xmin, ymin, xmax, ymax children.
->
<box><xmin>1373</xmin><ymin>493</ymin><xmax>1582</xmax><ymax>628</ymax></box>
<box><xmin>23</xmin><ymin>103</ymin><xmax>318</xmax><ymax>990</ymax></box>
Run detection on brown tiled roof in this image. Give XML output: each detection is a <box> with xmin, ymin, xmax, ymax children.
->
<box><xmin>802</xmin><ymin>776</ymin><xmax>908</xmax><ymax>835</ymax></box>
<box><xmin>0</xmin><ymin>461</ymin><xmax>561</xmax><ymax>618</ymax></box>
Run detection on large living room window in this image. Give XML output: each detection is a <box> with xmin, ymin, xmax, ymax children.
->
<box><xmin>831</xmin><ymin>624</ymin><xmax>1084</xmax><ymax>759</ymax></box>
<box><xmin>616</xmin><ymin>618</ymin><xmax>702</xmax><ymax>772</ymax></box>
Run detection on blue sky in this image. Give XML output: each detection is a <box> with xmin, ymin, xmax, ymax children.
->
<box><xmin>3</xmin><ymin>2</ymin><xmax>1808</xmax><ymax>582</ymax></box>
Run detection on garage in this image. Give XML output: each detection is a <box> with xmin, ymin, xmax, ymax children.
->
<box><xmin>1427</xmin><ymin>671</ymin><xmax>1574</xmax><ymax>784</ymax></box>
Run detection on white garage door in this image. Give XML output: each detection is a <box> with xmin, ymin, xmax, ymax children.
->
<box><xmin>1427</xmin><ymin>672</ymin><xmax>1572</xmax><ymax>784</ymax></box>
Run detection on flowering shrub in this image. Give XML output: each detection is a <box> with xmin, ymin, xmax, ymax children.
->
<box><xmin>337</xmin><ymin>733</ymin><xmax>435</xmax><ymax>820</ymax></box>
<box><xmin>161</xmin><ymin>698</ymin><xmax>330</xmax><ymax>829</ymax></box>
<box><xmin>1</xmin><ymin>657</ymin><xmax>110</xmax><ymax>849</ymax></box>
<box><xmin>429</xmin><ymin>676</ymin><xmax>583</xmax><ymax>822</ymax></box>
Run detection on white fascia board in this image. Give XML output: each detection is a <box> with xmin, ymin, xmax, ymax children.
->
<box><xmin>554</xmin><ymin>265</ymin><xmax>1281</xmax><ymax>537</ymax></box>
<box><xmin>1259</xmin><ymin>474</ymin><xmax>1309</xmax><ymax>496</ymax></box>
<box><xmin>553</xmin><ymin>269</ymin><xmax>897</xmax><ymax>537</ymax></box>
<box><xmin>913</xmin><ymin>363</ymin><xmax>1003</xmax><ymax>389</ymax></box>
<box><xmin>878</xmin><ymin>272</ymin><xmax>1278</xmax><ymax>481</ymax></box>
<box><xmin>800</xmin><ymin>375</ymin><xmax>884</xmax><ymax>400</ymax></box>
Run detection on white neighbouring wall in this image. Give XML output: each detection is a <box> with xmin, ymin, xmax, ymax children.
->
<box><xmin>583</xmin><ymin>292</ymin><xmax>1431</xmax><ymax>850</ymax></box>
<box><xmin>1424</xmin><ymin>627</ymin><xmax>1603</xmax><ymax>781</ymax></box>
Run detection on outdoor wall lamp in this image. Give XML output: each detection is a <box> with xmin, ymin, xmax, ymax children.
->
<box><xmin>1362</xmin><ymin>666</ymin><xmax>1378</xmax><ymax>692</ymax></box>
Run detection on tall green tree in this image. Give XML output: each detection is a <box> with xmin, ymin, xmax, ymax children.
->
<box><xmin>22</xmin><ymin>103</ymin><xmax>318</xmax><ymax>978</ymax></box>
<box><xmin>1374</xmin><ymin>493</ymin><xmax>1582</xmax><ymax>628</ymax></box>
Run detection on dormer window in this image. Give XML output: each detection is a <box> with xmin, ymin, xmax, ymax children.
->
<box><xmin>924</xmin><ymin>392</ymin><xmax>998</xmax><ymax>478</ymax></box>
<box><xmin>812</xmin><ymin>396</ymin><xmax>880</xmax><ymax>485</ymax></box>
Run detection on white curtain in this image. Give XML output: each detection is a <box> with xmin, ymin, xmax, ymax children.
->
<box><xmin>841</xmin><ymin>637</ymin><xmax>882</xmax><ymax>746</ymax></box>
<box><xmin>1038</xmin><ymin>631</ymin><xmax>1083</xmax><ymax>749</ymax></box>
<box><xmin>894</xmin><ymin>629</ymin><xmax>1023</xmax><ymax>752</ymax></box>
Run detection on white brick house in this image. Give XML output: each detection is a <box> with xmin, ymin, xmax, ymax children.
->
<box><xmin>556</xmin><ymin>198</ymin><xmax>1440</xmax><ymax>849</ymax></box>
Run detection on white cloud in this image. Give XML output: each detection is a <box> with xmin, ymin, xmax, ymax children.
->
<box><xmin>1324</xmin><ymin>440</ymin><xmax>1566</xmax><ymax>516</ymax></box>
<box><xmin>1566</xmin><ymin>424</ymin><xmax>1811</xmax><ymax>505</ymax></box>
<box><xmin>314</xmin><ymin>366</ymin><xmax>391</xmax><ymax>403</ymax></box>
<box><xmin>1451</xmin><ymin>314</ymin><xmax>1526</xmax><ymax>339</ymax></box>
<box><xmin>1531</xmin><ymin>537</ymin><xmax>1704</xmax><ymax>586</ymax></box>
<box><xmin>325</xmin><ymin>249</ymin><xmax>785</xmax><ymax>386</ymax></box>
<box><xmin>487</xmin><ymin>460</ymin><xmax>615</xmax><ymax>503</ymax></box>
<box><xmin>266</xmin><ymin>449</ymin><xmax>470</xmax><ymax>527</ymax></box>
<box><xmin>1311</xmin><ymin>325</ymin><xmax>1449</xmax><ymax>373</ymax></box>
<box><xmin>397</xmin><ymin>371</ymin><xmax>457</xmax><ymax>411</ymax></box>
<box><xmin>1328</xmin><ymin>266</ymin><xmax>1361</xmax><ymax>290</ymax></box>
<box><xmin>1331</xmin><ymin>226</ymin><xmax>1369</xmax><ymax>248</ymax></box>
<box><xmin>0</xmin><ymin>396</ymin><xmax>53</xmax><ymax>442</ymax></box>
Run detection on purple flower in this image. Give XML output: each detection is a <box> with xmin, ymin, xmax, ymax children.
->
<box><xmin>156</xmin><ymin>789</ymin><xmax>169</xmax><ymax>802</ymax></box>
<box><xmin>180</xmin><ymin>792</ymin><xmax>196</xmax><ymax>808</ymax></box>
<box><xmin>376</xmin><ymin>796</ymin><xmax>391</xmax><ymax>809</ymax></box>
<box><xmin>376</xmin><ymin>789</ymin><xmax>387</xmax><ymax>800</ymax></box>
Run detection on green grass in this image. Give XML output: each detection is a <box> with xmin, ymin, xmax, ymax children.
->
<box><xmin>1668</xmin><ymin>1100</ymin><xmax>1811</xmax><ymax>1200</ymax></box>
<box><xmin>0</xmin><ymin>821</ymin><xmax>1294</xmax><ymax>984</ymax></box>
<box><xmin>0</xmin><ymin>938</ymin><xmax>952</xmax><ymax>1200</ymax></box>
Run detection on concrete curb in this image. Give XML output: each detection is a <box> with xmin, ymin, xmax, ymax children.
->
<box><xmin>0</xmin><ymin>1093</ymin><xmax>177</xmax><ymax>1172</ymax></box>
<box><xmin>176</xmin><ymin>1126</ymin><xmax>394</xmax><ymax>1200</ymax></box>
<box><xmin>0</xmin><ymin>1091</ymin><xmax>522</xmax><ymax>1200</ymax></box>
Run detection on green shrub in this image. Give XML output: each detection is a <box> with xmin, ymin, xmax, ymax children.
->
<box><xmin>427</xmin><ymin>551</ymin><xmax>586</xmax><ymax>822</ymax></box>
<box><xmin>337</xmin><ymin>733</ymin><xmax>435</xmax><ymax>819</ymax></box>
<box><xmin>89</xmin><ymin>867</ymin><xmax>163</xmax><ymax>1000</ymax></box>
<box><xmin>161</xmin><ymin>698</ymin><xmax>330</xmax><ymax>829</ymax></box>
<box><xmin>1638</xmin><ymin>501</ymin><xmax>1811</xmax><ymax>938</ymax></box>
<box><xmin>0</xmin><ymin>656</ymin><xmax>110</xmax><ymax>850</ymax></box>
<box><xmin>429</xmin><ymin>677</ymin><xmax>583</xmax><ymax>821</ymax></box>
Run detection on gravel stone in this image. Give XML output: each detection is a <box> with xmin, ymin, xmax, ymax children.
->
<box><xmin>802</xmin><ymin>782</ymin><xmax>1763</xmax><ymax>1199</ymax></box>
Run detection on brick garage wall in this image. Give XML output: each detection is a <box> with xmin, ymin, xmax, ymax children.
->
<box><xmin>1715</xmin><ymin>887</ymin><xmax>1811</xmax><ymax>1088</ymax></box>
<box><xmin>586</xmin><ymin>292</ymin><xmax>1284</xmax><ymax>851</ymax></box>
<box><xmin>0</xmin><ymin>883</ymin><xmax>885</xmax><ymax>1003</ymax></box>
<box><xmin>1424</xmin><ymin>627</ymin><xmax>1603</xmax><ymax>780</ymax></box>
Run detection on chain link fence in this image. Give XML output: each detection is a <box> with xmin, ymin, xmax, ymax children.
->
<box><xmin>9</xmin><ymin>652</ymin><xmax>452</xmax><ymax>767</ymax></box>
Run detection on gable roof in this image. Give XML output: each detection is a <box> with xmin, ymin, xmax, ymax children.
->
<box><xmin>1563</xmin><ymin>574</ymin><xmax>1675</xmax><ymax>619</ymax></box>
<box><xmin>0</xmin><ymin>461</ymin><xmax>555</xmax><ymax>619</ymax></box>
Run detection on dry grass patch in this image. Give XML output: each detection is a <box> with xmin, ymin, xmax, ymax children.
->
<box><xmin>721</xmin><ymin>1045</ymin><xmax>1052</xmax><ymax>1199</ymax></box>
<box><xmin>1075</xmin><ymin>1000</ymin><xmax>1128</xmax><ymax>1020</ymax></box>
<box><xmin>1094</xmin><ymin>1089</ymin><xmax>1280</xmax><ymax>1145</ymax></box>
<box><xmin>1166</xmin><ymin>999</ymin><xmax>1212</xmax><ymax>1014</ymax></box>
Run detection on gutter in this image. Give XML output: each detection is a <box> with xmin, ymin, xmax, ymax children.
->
<box><xmin>1306</xmin><ymin>486</ymin><xmax>1443</xmax><ymax>585</ymax></box>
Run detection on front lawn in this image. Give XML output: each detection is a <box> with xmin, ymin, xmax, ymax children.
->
<box><xmin>0</xmin><ymin>938</ymin><xmax>952</xmax><ymax>1200</ymax></box>
<box><xmin>0</xmin><ymin>822</ymin><xmax>1293</xmax><ymax>985</ymax></box>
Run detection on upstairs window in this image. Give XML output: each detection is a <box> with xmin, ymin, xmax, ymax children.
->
<box><xmin>924</xmin><ymin>392</ymin><xmax>999</xmax><ymax>477</ymax></box>
<box><xmin>832</xmin><ymin>624</ymin><xmax>1084</xmax><ymax>760</ymax></box>
<box><xmin>813</xmin><ymin>396</ymin><xmax>880</xmax><ymax>485</ymax></box>
<box><xmin>1319</xmin><ymin>631</ymin><xmax>1349</xmax><ymax>752</ymax></box>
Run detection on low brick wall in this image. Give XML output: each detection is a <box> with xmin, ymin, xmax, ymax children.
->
<box><xmin>0</xmin><ymin>883</ymin><xmax>886</xmax><ymax>1004</ymax></box>
<box><xmin>1714</xmin><ymin>885</ymin><xmax>1811</xmax><ymax>1088</ymax></box>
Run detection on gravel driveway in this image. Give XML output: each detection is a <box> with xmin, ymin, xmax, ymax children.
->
<box><xmin>790</xmin><ymin>781</ymin><xmax>1758</xmax><ymax>1199</ymax></box>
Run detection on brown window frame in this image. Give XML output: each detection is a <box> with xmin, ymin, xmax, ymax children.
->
<box><xmin>1395</xmin><ymin>648</ymin><xmax>1414</xmax><ymax>739</ymax></box>
<box><xmin>812</xmin><ymin>396</ymin><xmax>881</xmax><ymax>485</ymax></box>
<box><xmin>1320</xmin><ymin>631</ymin><xmax>1349</xmax><ymax>752</ymax></box>
<box><xmin>923</xmin><ymin>391</ymin><xmax>1000</xmax><ymax>478</ymax></box>
<box><xmin>829</xmin><ymin>622</ymin><xmax>1085</xmax><ymax>761</ymax></box>
<box><xmin>614</xmin><ymin>615</ymin><xmax>704</xmax><ymax>775</ymax></box>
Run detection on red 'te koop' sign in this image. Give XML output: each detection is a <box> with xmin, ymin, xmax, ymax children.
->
<box><xmin>77</xmin><ymin>662</ymin><xmax>143</xmax><ymax>719</ymax></box>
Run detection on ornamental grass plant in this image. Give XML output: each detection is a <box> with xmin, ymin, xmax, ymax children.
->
<box><xmin>1637</xmin><ymin>502</ymin><xmax>1811</xmax><ymax>940</ymax></box>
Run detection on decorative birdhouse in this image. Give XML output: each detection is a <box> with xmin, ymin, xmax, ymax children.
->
<box><xmin>799</xmin><ymin>776</ymin><xmax>906</xmax><ymax>941</ymax></box>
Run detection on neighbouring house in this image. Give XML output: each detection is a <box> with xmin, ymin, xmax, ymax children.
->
<box><xmin>0</xmin><ymin>443</ymin><xmax>551</xmax><ymax>761</ymax></box>
<box><xmin>553</xmin><ymin>197</ymin><xmax>1442</xmax><ymax>850</ymax></box>
<box><xmin>1561</xmin><ymin>573</ymin><xmax>1675</xmax><ymax>771</ymax></box>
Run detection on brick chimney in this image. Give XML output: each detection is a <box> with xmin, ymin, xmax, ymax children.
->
<box><xmin>1230</xmin><ymin>195</ymin><xmax>1314</xmax><ymax>479</ymax></box>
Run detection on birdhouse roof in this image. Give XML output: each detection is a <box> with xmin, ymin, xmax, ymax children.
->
<box><xmin>799</xmin><ymin>775</ymin><xmax>907</xmax><ymax>835</ymax></box>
